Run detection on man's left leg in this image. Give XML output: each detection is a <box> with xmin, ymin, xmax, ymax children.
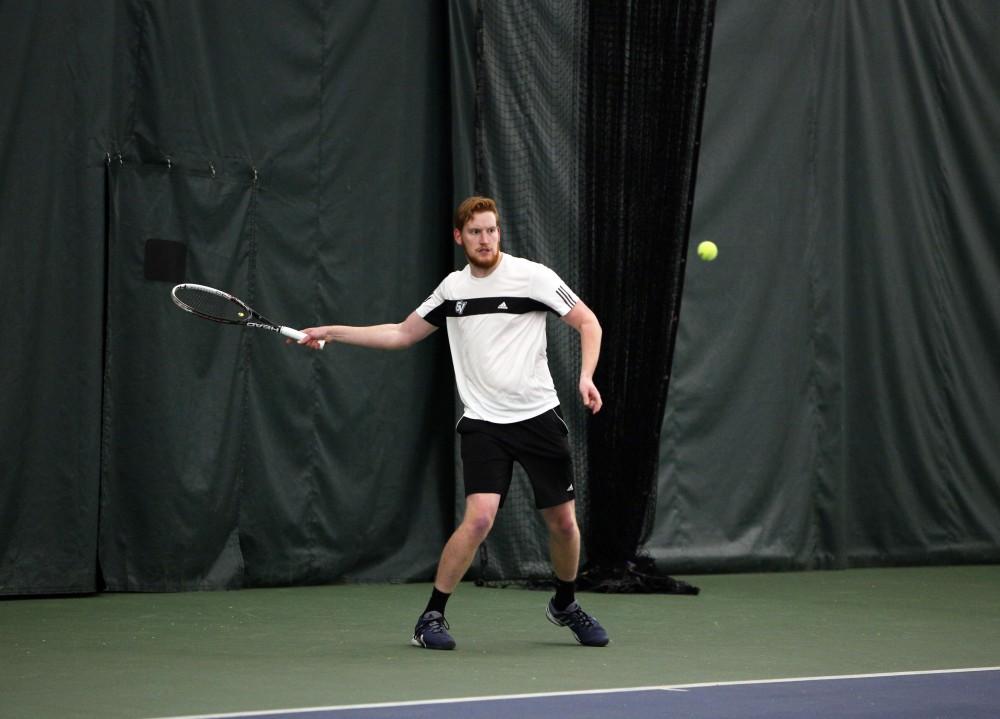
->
<box><xmin>541</xmin><ymin>500</ymin><xmax>581</xmax><ymax>586</ymax></box>
<box><xmin>541</xmin><ymin>500</ymin><xmax>609</xmax><ymax>647</ymax></box>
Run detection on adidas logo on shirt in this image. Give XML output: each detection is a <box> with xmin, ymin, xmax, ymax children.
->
<box><xmin>497</xmin><ymin>301</ymin><xmax>508</xmax><ymax>310</ymax></box>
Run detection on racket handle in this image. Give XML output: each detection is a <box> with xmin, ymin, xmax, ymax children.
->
<box><xmin>281</xmin><ymin>326</ymin><xmax>326</xmax><ymax>350</ymax></box>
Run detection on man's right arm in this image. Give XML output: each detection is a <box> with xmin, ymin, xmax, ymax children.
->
<box><xmin>297</xmin><ymin>311</ymin><xmax>437</xmax><ymax>351</ymax></box>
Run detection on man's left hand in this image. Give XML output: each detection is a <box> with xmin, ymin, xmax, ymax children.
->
<box><xmin>579</xmin><ymin>378</ymin><xmax>602</xmax><ymax>414</ymax></box>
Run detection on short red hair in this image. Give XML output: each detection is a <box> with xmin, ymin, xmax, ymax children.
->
<box><xmin>454</xmin><ymin>196</ymin><xmax>500</xmax><ymax>231</ymax></box>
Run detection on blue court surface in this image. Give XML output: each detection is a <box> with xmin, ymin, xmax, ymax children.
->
<box><xmin>163</xmin><ymin>668</ymin><xmax>1000</xmax><ymax>719</ymax></box>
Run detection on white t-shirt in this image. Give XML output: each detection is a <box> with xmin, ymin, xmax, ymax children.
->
<box><xmin>416</xmin><ymin>253</ymin><xmax>579</xmax><ymax>424</ymax></box>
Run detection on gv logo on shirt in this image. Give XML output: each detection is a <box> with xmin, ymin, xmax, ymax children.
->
<box><xmin>455</xmin><ymin>301</ymin><xmax>467</xmax><ymax>315</ymax></box>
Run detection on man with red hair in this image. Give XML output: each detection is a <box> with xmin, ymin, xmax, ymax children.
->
<box><xmin>300</xmin><ymin>196</ymin><xmax>609</xmax><ymax>650</ymax></box>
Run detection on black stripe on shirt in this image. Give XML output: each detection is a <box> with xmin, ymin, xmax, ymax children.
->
<box><xmin>423</xmin><ymin>296</ymin><xmax>556</xmax><ymax>327</ymax></box>
<box><xmin>556</xmin><ymin>286</ymin><xmax>577</xmax><ymax>310</ymax></box>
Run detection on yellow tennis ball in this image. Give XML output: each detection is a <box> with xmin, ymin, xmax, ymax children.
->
<box><xmin>697</xmin><ymin>241</ymin><xmax>718</xmax><ymax>261</ymax></box>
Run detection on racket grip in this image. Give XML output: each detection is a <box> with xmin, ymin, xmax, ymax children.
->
<box><xmin>281</xmin><ymin>326</ymin><xmax>326</xmax><ymax>349</ymax></box>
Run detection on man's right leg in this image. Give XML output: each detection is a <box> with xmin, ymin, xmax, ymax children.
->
<box><xmin>412</xmin><ymin>493</ymin><xmax>501</xmax><ymax>650</ymax></box>
<box><xmin>435</xmin><ymin>492</ymin><xmax>502</xmax><ymax>592</ymax></box>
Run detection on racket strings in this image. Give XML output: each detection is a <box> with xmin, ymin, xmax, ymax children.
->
<box><xmin>175</xmin><ymin>287</ymin><xmax>247</xmax><ymax>323</ymax></box>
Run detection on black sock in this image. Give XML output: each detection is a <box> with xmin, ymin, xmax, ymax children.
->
<box><xmin>553</xmin><ymin>578</ymin><xmax>576</xmax><ymax>611</ymax></box>
<box><xmin>424</xmin><ymin>587</ymin><xmax>451</xmax><ymax>616</ymax></box>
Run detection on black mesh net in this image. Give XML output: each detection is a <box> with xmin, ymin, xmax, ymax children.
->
<box><xmin>473</xmin><ymin>0</ymin><xmax>714</xmax><ymax>594</ymax></box>
<box><xmin>473</xmin><ymin>0</ymin><xmax>590</xmax><ymax>585</ymax></box>
<box><xmin>578</xmin><ymin>1</ymin><xmax>715</xmax><ymax>593</ymax></box>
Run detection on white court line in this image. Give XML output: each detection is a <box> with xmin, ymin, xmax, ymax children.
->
<box><xmin>153</xmin><ymin>666</ymin><xmax>1000</xmax><ymax>719</ymax></box>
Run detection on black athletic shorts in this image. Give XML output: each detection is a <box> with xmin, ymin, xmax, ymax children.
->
<box><xmin>456</xmin><ymin>406</ymin><xmax>575</xmax><ymax>509</ymax></box>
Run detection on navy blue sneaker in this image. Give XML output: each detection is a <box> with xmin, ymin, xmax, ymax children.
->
<box><xmin>545</xmin><ymin>599</ymin><xmax>610</xmax><ymax>646</ymax></box>
<box><xmin>411</xmin><ymin>611</ymin><xmax>456</xmax><ymax>650</ymax></box>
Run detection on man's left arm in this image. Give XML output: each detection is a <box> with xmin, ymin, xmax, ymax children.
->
<box><xmin>561</xmin><ymin>301</ymin><xmax>603</xmax><ymax>414</ymax></box>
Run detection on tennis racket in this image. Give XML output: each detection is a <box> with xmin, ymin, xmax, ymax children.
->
<box><xmin>171</xmin><ymin>283</ymin><xmax>325</xmax><ymax>349</ymax></box>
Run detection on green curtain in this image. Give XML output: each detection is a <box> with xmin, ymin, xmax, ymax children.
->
<box><xmin>2</xmin><ymin>1</ymin><xmax>456</xmax><ymax>594</ymax></box>
<box><xmin>648</xmin><ymin>0</ymin><xmax>1000</xmax><ymax>571</ymax></box>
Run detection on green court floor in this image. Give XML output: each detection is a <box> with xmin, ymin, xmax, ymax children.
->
<box><xmin>2</xmin><ymin>565</ymin><xmax>998</xmax><ymax>718</ymax></box>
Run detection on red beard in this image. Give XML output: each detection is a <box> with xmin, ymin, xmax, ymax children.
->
<box><xmin>466</xmin><ymin>246</ymin><xmax>500</xmax><ymax>270</ymax></box>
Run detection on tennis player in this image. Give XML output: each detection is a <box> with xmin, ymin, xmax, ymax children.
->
<box><xmin>298</xmin><ymin>196</ymin><xmax>609</xmax><ymax>649</ymax></box>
